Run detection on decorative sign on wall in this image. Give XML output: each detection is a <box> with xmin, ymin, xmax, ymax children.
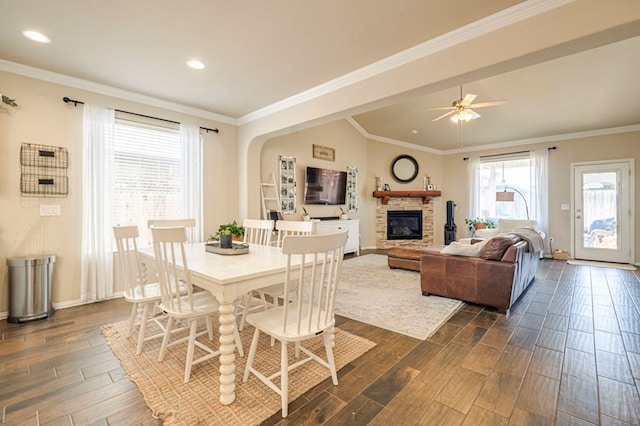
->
<box><xmin>20</xmin><ymin>143</ymin><xmax>69</xmax><ymax>197</ymax></box>
<box><xmin>346</xmin><ymin>166</ymin><xmax>358</xmax><ymax>213</ymax></box>
<box><xmin>312</xmin><ymin>144</ymin><xmax>335</xmax><ymax>162</ymax></box>
<box><xmin>279</xmin><ymin>155</ymin><xmax>296</xmax><ymax>214</ymax></box>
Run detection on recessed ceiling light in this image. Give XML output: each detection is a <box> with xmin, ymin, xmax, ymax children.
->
<box><xmin>186</xmin><ymin>60</ymin><xmax>205</xmax><ymax>70</ymax></box>
<box><xmin>22</xmin><ymin>30</ymin><xmax>50</xmax><ymax>44</ymax></box>
<box><xmin>410</xmin><ymin>129</ymin><xmax>419</xmax><ymax>135</ymax></box>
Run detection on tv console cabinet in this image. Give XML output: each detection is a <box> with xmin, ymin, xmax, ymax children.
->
<box><xmin>314</xmin><ymin>219</ymin><xmax>360</xmax><ymax>255</ymax></box>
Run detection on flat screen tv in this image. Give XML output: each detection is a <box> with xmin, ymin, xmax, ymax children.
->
<box><xmin>304</xmin><ymin>166</ymin><xmax>347</xmax><ymax>205</ymax></box>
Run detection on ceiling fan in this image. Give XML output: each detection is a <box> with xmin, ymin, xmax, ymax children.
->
<box><xmin>426</xmin><ymin>86</ymin><xmax>507</xmax><ymax>123</ymax></box>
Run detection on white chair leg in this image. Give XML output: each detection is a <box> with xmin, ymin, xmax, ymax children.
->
<box><xmin>243</xmin><ymin>328</ymin><xmax>261</xmax><ymax>382</ymax></box>
<box><xmin>184</xmin><ymin>319</ymin><xmax>198</xmax><ymax>383</ymax></box>
<box><xmin>206</xmin><ymin>316</ymin><xmax>214</xmax><ymax>340</ymax></box>
<box><xmin>158</xmin><ymin>316</ymin><xmax>174</xmax><ymax>362</ymax></box>
<box><xmin>259</xmin><ymin>291</ymin><xmax>269</xmax><ymax>309</ymax></box>
<box><xmin>281</xmin><ymin>341</ymin><xmax>289</xmax><ymax>418</ymax></box>
<box><xmin>127</xmin><ymin>302</ymin><xmax>138</xmax><ymax>337</ymax></box>
<box><xmin>239</xmin><ymin>293</ymin><xmax>252</xmax><ymax>331</ymax></box>
<box><xmin>233</xmin><ymin>322</ymin><xmax>244</xmax><ymax>357</ymax></box>
<box><xmin>136</xmin><ymin>303</ymin><xmax>152</xmax><ymax>355</ymax></box>
<box><xmin>323</xmin><ymin>334</ymin><xmax>338</xmax><ymax>385</ymax></box>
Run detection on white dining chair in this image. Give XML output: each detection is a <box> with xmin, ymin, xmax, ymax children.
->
<box><xmin>274</xmin><ymin>219</ymin><xmax>314</xmax><ymax>248</ymax></box>
<box><xmin>242</xmin><ymin>230</ymin><xmax>348</xmax><ymax>417</ymax></box>
<box><xmin>242</xmin><ymin>218</ymin><xmax>274</xmax><ymax>245</ymax></box>
<box><xmin>151</xmin><ymin>226</ymin><xmax>243</xmax><ymax>383</ymax></box>
<box><xmin>259</xmin><ymin>220</ymin><xmax>315</xmax><ymax>308</ymax></box>
<box><xmin>236</xmin><ymin>218</ymin><xmax>275</xmax><ymax>330</ymax></box>
<box><xmin>147</xmin><ymin>218</ymin><xmax>197</xmax><ymax>242</ymax></box>
<box><xmin>113</xmin><ymin>225</ymin><xmax>168</xmax><ymax>355</ymax></box>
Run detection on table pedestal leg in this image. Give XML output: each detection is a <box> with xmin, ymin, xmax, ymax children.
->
<box><xmin>218</xmin><ymin>302</ymin><xmax>236</xmax><ymax>405</ymax></box>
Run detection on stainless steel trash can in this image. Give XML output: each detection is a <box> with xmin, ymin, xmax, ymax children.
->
<box><xmin>7</xmin><ymin>255</ymin><xmax>55</xmax><ymax>323</ymax></box>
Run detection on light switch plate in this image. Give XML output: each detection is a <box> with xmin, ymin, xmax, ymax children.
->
<box><xmin>40</xmin><ymin>204</ymin><xmax>61</xmax><ymax>216</ymax></box>
<box><xmin>561</xmin><ymin>203</ymin><xmax>570</xmax><ymax>211</ymax></box>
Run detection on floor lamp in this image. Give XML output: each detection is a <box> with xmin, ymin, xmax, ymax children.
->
<box><xmin>496</xmin><ymin>186</ymin><xmax>529</xmax><ymax>220</ymax></box>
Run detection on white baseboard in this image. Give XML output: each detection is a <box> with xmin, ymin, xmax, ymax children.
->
<box><xmin>0</xmin><ymin>291</ymin><xmax>124</xmax><ymax>321</ymax></box>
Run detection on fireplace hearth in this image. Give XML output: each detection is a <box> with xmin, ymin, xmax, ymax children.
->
<box><xmin>387</xmin><ymin>210</ymin><xmax>422</xmax><ymax>240</ymax></box>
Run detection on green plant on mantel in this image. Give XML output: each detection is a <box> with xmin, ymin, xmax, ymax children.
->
<box><xmin>209</xmin><ymin>220</ymin><xmax>245</xmax><ymax>240</ymax></box>
<box><xmin>1</xmin><ymin>95</ymin><xmax>18</xmax><ymax>107</ymax></box>
<box><xmin>464</xmin><ymin>218</ymin><xmax>496</xmax><ymax>232</ymax></box>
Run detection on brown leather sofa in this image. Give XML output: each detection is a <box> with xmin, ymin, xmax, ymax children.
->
<box><xmin>420</xmin><ymin>234</ymin><xmax>540</xmax><ymax>313</ymax></box>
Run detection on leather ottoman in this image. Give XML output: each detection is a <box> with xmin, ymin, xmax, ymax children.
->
<box><xmin>387</xmin><ymin>245</ymin><xmax>443</xmax><ymax>271</ymax></box>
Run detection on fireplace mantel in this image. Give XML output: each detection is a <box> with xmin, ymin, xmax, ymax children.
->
<box><xmin>372</xmin><ymin>190</ymin><xmax>441</xmax><ymax>205</ymax></box>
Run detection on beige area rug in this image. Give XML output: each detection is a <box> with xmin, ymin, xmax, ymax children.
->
<box><xmin>567</xmin><ymin>259</ymin><xmax>637</xmax><ymax>271</ymax></box>
<box><xmin>102</xmin><ymin>320</ymin><xmax>375</xmax><ymax>425</ymax></box>
<box><xmin>335</xmin><ymin>254</ymin><xmax>464</xmax><ymax>340</ymax></box>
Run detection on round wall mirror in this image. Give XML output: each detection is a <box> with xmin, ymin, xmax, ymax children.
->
<box><xmin>390</xmin><ymin>155</ymin><xmax>419</xmax><ymax>183</ymax></box>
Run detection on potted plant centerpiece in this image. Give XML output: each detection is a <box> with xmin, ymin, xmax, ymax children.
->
<box><xmin>210</xmin><ymin>220</ymin><xmax>245</xmax><ymax>248</ymax></box>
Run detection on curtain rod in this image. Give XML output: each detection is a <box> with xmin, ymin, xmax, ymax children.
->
<box><xmin>62</xmin><ymin>97</ymin><xmax>219</xmax><ymax>133</ymax></box>
<box><xmin>463</xmin><ymin>146</ymin><xmax>556</xmax><ymax>161</ymax></box>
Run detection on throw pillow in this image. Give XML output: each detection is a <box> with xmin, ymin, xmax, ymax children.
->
<box><xmin>480</xmin><ymin>234</ymin><xmax>521</xmax><ymax>260</ymax></box>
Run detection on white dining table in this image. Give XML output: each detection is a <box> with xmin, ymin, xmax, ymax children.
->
<box><xmin>138</xmin><ymin>242</ymin><xmax>308</xmax><ymax>405</ymax></box>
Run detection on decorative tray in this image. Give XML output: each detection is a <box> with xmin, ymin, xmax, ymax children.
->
<box><xmin>205</xmin><ymin>242</ymin><xmax>249</xmax><ymax>255</ymax></box>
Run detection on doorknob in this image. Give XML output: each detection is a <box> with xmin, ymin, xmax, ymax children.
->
<box><xmin>576</xmin><ymin>215</ymin><xmax>582</xmax><ymax>219</ymax></box>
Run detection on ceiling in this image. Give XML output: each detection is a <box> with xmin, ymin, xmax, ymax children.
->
<box><xmin>354</xmin><ymin>35</ymin><xmax>640</xmax><ymax>151</ymax></box>
<box><xmin>2</xmin><ymin>1</ymin><xmax>639</xmax><ymax>152</ymax></box>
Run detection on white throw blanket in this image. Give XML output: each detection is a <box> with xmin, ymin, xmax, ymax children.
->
<box><xmin>509</xmin><ymin>227</ymin><xmax>544</xmax><ymax>252</ymax></box>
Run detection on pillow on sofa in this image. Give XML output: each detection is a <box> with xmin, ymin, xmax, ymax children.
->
<box><xmin>440</xmin><ymin>239</ymin><xmax>488</xmax><ymax>257</ymax></box>
<box><xmin>480</xmin><ymin>234</ymin><xmax>521</xmax><ymax>260</ymax></box>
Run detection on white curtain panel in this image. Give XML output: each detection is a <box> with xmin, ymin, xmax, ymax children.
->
<box><xmin>467</xmin><ymin>156</ymin><xmax>481</xmax><ymax>220</ymax></box>
<box><xmin>81</xmin><ymin>104</ymin><xmax>115</xmax><ymax>302</ymax></box>
<box><xmin>530</xmin><ymin>148</ymin><xmax>549</xmax><ymax>240</ymax></box>
<box><xmin>179</xmin><ymin>123</ymin><xmax>203</xmax><ymax>242</ymax></box>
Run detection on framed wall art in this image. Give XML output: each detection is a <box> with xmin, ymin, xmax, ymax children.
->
<box><xmin>312</xmin><ymin>144</ymin><xmax>335</xmax><ymax>162</ymax></box>
<box><xmin>346</xmin><ymin>166</ymin><xmax>358</xmax><ymax>213</ymax></box>
<box><xmin>279</xmin><ymin>155</ymin><xmax>296</xmax><ymax>214</ymax></box>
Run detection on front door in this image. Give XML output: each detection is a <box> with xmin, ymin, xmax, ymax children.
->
<box><xmin>572</xmin><ymin>160</ymin><xmax>633</xmax><ymax>263</ymax></box>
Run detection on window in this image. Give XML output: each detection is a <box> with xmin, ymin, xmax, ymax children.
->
<box><xmin>476</xmin><ymin>157</ymin><xmax>531</xmax><ymax>221</ymax></box>
<box><xmin>113</xmin><ymin>120</ymin><xmax>185</xmax><ymax>246</ymax></box>
<box><xmin>469</xmin><ymin>149</ymin><xmax>549</xmax><ymax>240</ymax></box>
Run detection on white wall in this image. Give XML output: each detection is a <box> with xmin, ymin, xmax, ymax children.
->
<box><xmin>260</xmin><ymin>120</ymin><xmax>368</xmax><ymax>234</ymax></box>
<box><xmin>0</xmin><ymin>71</ymin><xmax>238</xmax><ymax>313</ymax></box>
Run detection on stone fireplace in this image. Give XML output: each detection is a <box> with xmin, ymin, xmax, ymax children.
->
<box><xmin>374</xmin><ymin>192</ymin><xmax>436</xmax><ymax>249</ymax></box>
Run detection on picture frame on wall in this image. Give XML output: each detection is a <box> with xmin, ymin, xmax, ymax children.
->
<box><xmin>278</xmin><ymin>155</ymin><xmax>296</xmax><ymax>214</ymax></box>
<box><xmin>312</xmin><ymin>144</ymin><xmax>335</xmax><ymax>162</ymax></box>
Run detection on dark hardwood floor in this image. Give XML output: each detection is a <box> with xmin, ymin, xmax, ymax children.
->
<box><xmin>2</xmin><ymin>257</ymin><xmax>640</xmax><ymax>425</ymax></box>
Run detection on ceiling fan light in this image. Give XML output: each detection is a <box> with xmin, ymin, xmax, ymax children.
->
<box><xmin>450</xmin><ymin>109</ymin><xmax>480</xmax><ymax>123</ymax></box>
<box><xmin>450</xmin><ymin>110</ymin><xmax>470</xmax><ymax>123</ymax></box>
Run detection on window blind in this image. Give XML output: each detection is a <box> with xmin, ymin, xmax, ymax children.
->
<box><xmin>113</xmin><ymin>119</ymin><xmax>183</xmax><ymax>246</ymax></box>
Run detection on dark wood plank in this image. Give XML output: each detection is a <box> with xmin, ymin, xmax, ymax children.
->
<box><xmin>435</xmin><ymin>367</ymin><xmax>486</xmax><ymax>414</ymax></box>
<box><xmin>557</xmin><ymin>374</ymin><xmax>599</xmax><ymax>424</ymax></box>
<box><xmin>3</xmin><ymin>258</ymin><xmax>640</xmax><ymax>425</ymax></box>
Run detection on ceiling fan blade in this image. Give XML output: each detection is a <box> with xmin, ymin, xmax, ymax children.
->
<box><xmin>459</xmin><ymin>93</ymin><xmax>477</xmax><ymax>107</ymax></box>
<box><xmin>424</xmin><ymin>106</ymin><xmax>455</xmax><ymax>111</ymax></box>
<box><xmin>432</xmin><ymin>110</ymin><xmax>456</xmax><ymax>121</ymax></box>
<box><xmin>469</xmin><ymin>99</ymin><xmax>508</xmax><ymax>108</ymax></box>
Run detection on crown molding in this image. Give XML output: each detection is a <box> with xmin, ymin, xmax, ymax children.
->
<box><xmin>0</xmin><ymin>59</ymin><xmax>237</xmax><ymax>125</ymax></box>
<box><xmin>239</xmin><ymin>0</ymin><xmax>573</xmax><ymax>126</ymax></box>
<box><xmin>348</xmin><ymin>116</ymin><xmax>640</xmax><ymax>156</ymax></box>
<box><xmin>445</xmin><ymin>124</ymin><xmax>640</xmax><ymax>155</ymax></box>
<box><xmin>346</xmin><ymin>117</ymin><xmax>445</xmax><ymax>155</ymax></box>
